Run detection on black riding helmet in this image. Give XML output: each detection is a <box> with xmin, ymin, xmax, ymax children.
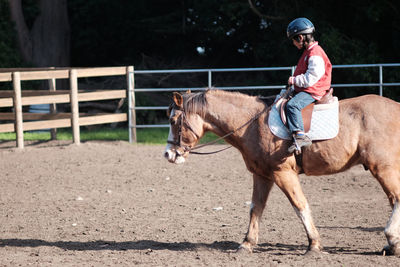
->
<box><xmin>287</xmin><ymin>18</ymin><xmax>315</xmax><ymax>39</ymax></box>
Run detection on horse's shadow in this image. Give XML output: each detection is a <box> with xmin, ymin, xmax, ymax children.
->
<box><xmin>0</xmin><ymin>225</ymin><xmax>384</xmax><ymax>255</ymax></box>
<box><xmin>0</xmin><ymin>237</ymin><xmax>382</xmax><ymax>256</ymax></box>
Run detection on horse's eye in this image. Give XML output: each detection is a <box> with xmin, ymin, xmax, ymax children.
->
<box><xmin>169</xmin><ymin>118</ymin><xmax>177</xmax><ymax>125</ymax></box>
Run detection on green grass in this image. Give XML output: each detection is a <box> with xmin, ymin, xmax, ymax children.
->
<box><xmin>0</xmin><ymin>127</ymin><xmax>225</xmax><ymax>144</ymax></box>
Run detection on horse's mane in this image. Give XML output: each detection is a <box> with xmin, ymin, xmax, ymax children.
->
<box><xmin>183</xmin><ymin>91</ymin><xmax>208</xmax><ymax>117</ymax></box>
<box><xmin>182</xmin><ymin>89</ymin><xmax>274</xmax><ymax>117</ymax></box>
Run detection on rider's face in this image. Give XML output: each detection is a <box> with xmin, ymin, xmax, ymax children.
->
<box><xmin>292</xmin><ymin>37</ymin><xmax>303</xmax><ymax>50</ymax></box>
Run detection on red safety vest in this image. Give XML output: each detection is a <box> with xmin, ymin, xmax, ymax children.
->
<box><xmin>293</xmin><ymin>42</ymin><xmax>332</xmax><ymax>100</ymax></box>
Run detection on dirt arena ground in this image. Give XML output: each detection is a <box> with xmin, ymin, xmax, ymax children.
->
<box><xmin>0</xmin><ymin>141</ymin><xmax>400</xmax><ymax>266</ymax></box>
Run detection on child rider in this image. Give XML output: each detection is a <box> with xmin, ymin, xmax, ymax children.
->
<box><xmin>285</xmin><ymin>17</ymin><xmax>332</xmax><ymax>153</ymax></box>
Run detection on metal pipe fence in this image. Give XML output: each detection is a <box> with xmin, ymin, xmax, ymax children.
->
<box><xmin>129</xmin><ymin>63</ymin><xmax>400</xmax><ymax>141</ymax></box>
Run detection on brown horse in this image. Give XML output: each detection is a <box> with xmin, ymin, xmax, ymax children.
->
<box><xmin>163</xmin><ymin>89</ymin><xmax>400</xmax><ymax>256</ymax></box>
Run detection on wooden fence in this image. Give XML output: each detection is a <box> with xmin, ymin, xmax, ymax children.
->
<box><xmin>0</xmin><ymin>66</ymin><xmax>136</xmax><ymax>149</ymax></box>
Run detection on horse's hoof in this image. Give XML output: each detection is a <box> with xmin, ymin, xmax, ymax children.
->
<box><xmin>304</xmin><ymin>247</ymin><xmax>323</xmax><ymax>257</ymax></box>
<box><xmin>382</xmin><ymin>245</ymin><xmax>400</xmax><ymax>257</ymax></box>
<box><xmin>236</xmin><ymin>245</ymin><xmax>252</xmax><ymax>254</ymax></box>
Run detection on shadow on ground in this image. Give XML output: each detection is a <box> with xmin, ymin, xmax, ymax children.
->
<box><xmin>0</xmin><ymin>238</ymin><xmax>383</xmax><ymax>256</ymax></box>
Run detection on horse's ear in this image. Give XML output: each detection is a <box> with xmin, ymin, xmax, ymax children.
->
<box><xmin>173</xmin><ymin>92</ymin><xmax>183</xmax><ymax>108</ymax></box>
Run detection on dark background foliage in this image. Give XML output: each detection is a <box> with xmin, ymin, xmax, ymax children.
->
<box><xmin>69</xmin><ymin>0</ymin><xmax>400</xmax><ymax>66</ymax></box>
<box><xmin>2</xmin><ymin>0</ymin><xmax>400</xmax><ymax>103</ymax></box>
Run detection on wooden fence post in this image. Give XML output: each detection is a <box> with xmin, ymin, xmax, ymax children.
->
<box><xmin>126</xmin><ymin>66</ymin><xmax>136</xmax><ymax>143</ymax></box>
<box><xmin>69</xmin><ymin>69</ymin><xmax>80</xmax><ymax>145</ymax></box>
<box><xmin>48</xmin><ymin>78</ymin><xmax>57</xmax><ymax>140</ymax></box>
<box><xmin>13</xmin><ymin>72</ymin><xmax>24</xmax><ymax>149</ymax></box>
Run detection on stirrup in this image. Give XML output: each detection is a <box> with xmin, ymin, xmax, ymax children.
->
<box><xmin>288</xmin><ymin>135</ymin><xmax>311</xmax><ymax>154</ymax></box>
<box><xmin>288</xmin><ymin>138</ymin><xmax>302</xmax><ymax>155</ymax></box>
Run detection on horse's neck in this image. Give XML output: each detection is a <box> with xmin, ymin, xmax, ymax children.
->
<box><xmin>204</xmin><ymin>93</ymin><xmax>263</xmax><ymax>139</ymax></box>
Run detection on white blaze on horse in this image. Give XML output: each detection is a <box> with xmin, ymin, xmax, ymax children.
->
<box><xmin>164</xmin><ymin>88</ymin><xmax>400</xmax><ymax>256</ymax></box>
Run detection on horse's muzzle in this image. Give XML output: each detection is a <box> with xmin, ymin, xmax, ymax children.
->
<box><xmin>164</xmin><ymin>148</ymin><xmax>186</xmax><ymax>164</ymax></box>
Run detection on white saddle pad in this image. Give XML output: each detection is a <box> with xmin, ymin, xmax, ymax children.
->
<box><xmin>268</xmin><ymin>97</ymin><xmax>339</xmax><ymax>140</ymax></box>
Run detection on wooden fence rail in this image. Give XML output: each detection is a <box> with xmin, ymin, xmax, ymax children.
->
<box><xmin>0</xmin><ymin>66</ymin><xmax>136</xmax><ymax>149</ymax></box>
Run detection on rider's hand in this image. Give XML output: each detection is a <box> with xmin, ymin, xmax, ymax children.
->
<box><xmin>288</xmin><ymin>76</ymin><xmax>295</xmax><ymax>85</ymax></box>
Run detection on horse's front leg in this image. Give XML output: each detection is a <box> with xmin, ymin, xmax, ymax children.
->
<box><xmin>274</xmin><ymin>170</ymin><xmax>322</xmax><ymax>254</ymax></box>
<box><xmin>238</xmin><ymin>174</ymin><xmax>274</xmax><ymax>253</ymax></box>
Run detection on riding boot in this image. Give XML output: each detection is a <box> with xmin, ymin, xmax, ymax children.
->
<box><xmin>288</xmin><ymin>134</ymin><xmax>312</xmax><ymax>154</ymax></box>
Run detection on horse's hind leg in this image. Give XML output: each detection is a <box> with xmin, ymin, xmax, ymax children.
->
<box><xmin>369</xmin><ymin>166</ymin><xmax>400</xmax><ymax>256</ymax></box>
<box><xmin>238</xmin><ymin>174</ymin><xmax>274</xmax><ymax>253</ymax></box>
<box><xmin>385</xmin><ymin>201</ymin><xmax>400</xmax><ymax>256</ymax></box>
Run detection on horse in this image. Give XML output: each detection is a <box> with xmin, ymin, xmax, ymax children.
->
<box><xmin>163</xmin><ymin>88</ymin><xmax>400</xmax><ymax>256</ymax></box>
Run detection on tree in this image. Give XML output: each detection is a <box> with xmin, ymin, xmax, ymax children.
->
<box><xmin>8</xmin><ymin>0</ymin><xmax>70</xmax><ymax>67</ymax></box>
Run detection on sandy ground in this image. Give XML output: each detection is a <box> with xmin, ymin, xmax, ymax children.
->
<box><xmin>0</xmin><ymin>140</ymin><xmax>400</xmax><ymax>266</ymax></box>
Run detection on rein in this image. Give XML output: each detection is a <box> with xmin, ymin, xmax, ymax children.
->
<box><xmin>168</xmin><ymin>104</ymin><xmax>269</xmax><ymax>155</ymax></box>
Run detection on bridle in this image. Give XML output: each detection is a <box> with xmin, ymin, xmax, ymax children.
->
<box><xmin>167</xmin><ymin>105</ymin><xmax>201</xmax><ymax>155</ymax></box>
<box><xmin>167</xmin><ymin>103</ymin><xmax>269</xmax><ymax>155</ymax></box>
